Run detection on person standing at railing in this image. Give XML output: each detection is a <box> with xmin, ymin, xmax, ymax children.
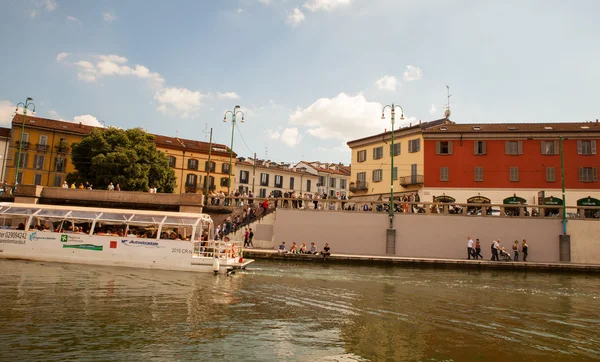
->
<box><xmin>313</xmin><ymin>193</ymin><xmax>319</xmax><ymax>210</ymax></box>
<box><xmin>522</xmin><ymin>240</ymin><xmax>528</xmax><ymax>261</ymax></box>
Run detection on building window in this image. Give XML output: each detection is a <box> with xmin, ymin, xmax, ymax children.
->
<box><xmin>474</xmin><ymin>167</ymin><xmax>484</xmax><ymax>182</ymax></box>
<box><xmin>306</xmin><ymin>180</ymin><xmax>311</xmax><ymax>192</ymax></box>
<box><xmin>54</xmin><ymin>175</ymin><xmax>62</xmax><ymax>187</ymax></box>
<box><xmin>357</xmin><ymin>172</ymin><xmax>366</xmax><ymax>187</ymax></box>
<box><xmin>38</xmin><ymin>135</ymin><xmax>48</xmax><ymax>151</ymax></box>
<box><xmin>14</xmin><ymin>152</ymin><xmax>28</xmax><ymax>168</ymax></box>
<box><xmin>222</xmin><ymin>163</ymin><xmax>230</xmax><ymax>174</ymax></box>
<box><xmin>440</xmin><ymin>167</ymin><xmax>449</xmax><ymax>182</ymax></box>
<box><xmin>168</xmin><ymin>156</ymin><xmax>176</xmax><ymax>168</ymax></box>
<box><xmin>505</xmin><ymin>141</ymin><xmax>523</xmax><ymax>155</ymax></box>
<box><xmin>21</xmin><ymin>132</ymin><xmax>29</xmax><ymax>144</ymax></box>
<box><xmin>57</xmin><ymin>137</ymin><xmax>68</xmax><ymax>153</ymax></box>
<box><xmin>55</xmin><ymin>157</ymin><xmax>66</xmax><ymax>173</ymax></box>
<box><xmin>204</xmin><ymin>176</ymin><xmax>215</xmax><ymax>190</ymax></box>
<box><xmin>408</xmin><ymin>139</ymin><xmax>420</xmax><ymax>153</ymax></box>
<box><xmin>274</xmin><ymin>175</ymin><xmax>283</xmax><ymax>188</ymax></box>
<box><xmin>577</xmin><ymin>140</ymin><xmax>597</xmax><ymax>155</ymax></box>
<box><xmin>329</xmin><ymin>190</ymin><xmax>335</xmax><ymax>197</ymax></box>
<box><xmin>34</xmin><ymin>174</ymin><xmax>43</xmax><ymax>186</ymax></box>
<box><xmin>541</xmin><ymin>141</ymin><xmax>559</xmax><ymax>155</ymax></box>
<box><xmin>220</xmin><ymin>177</ymin><xmax>229</xmax><ymax>187</ymax></box>
<box><xmin>474</xmin><ymin>141</ymin><xmax>486</xmax><ymax>155</ymax></box>
<box><xmin>546</xmin><ymin>167</ymin><xmax>556</xmax><ymax>182</ymax></box>
<box><xmin>16</xmin><ymin>172</ymin><xmax>23</xmax><ymax>184</ymax></box>
<box><xmin>579</xmin><ymin>167</ymin><xmax>598</xmax><ymax>182</ymax></box>
<box><xmin>329</xmin><ymin>177</ymin><xmax>336</xmax><ymax>188</ymax></box>
<box><xmin>260</xmin><ymin>173</ymin><xmax>269</xmax><ymax>186</ymax></box>
<box><xmin>185</xmin><ymin>173</ymin><xmax>198</xmax><ymax>186</ymax></box>
<box><xmin>187</xmin><ymin>159</ymin><xmax>199</xmax><ymax>170</ymax></box>
<box><xmin>392</xmin><ymin>167</ymin><xmax>398</xmax><ymax>180</ymax></box>
<box><xmin>372</xmin><ymin>169</ymin><xmax>383</xmax><ymax>183</ymax></box>
<box><xmin>340</xmin><ymin>179</ymin><xmax>347</xmax><ymax>189</ymax></box>
<box><xmin>259</xmin><ymin>188</ymin><xmax>267</xmax><ymax>198</ymax></box>
<box><xmin>290</xmin><ymin>177</ymin><xmax>295</xmax><ymax>190</ymax></box>
<box><xmin>373</xmin><ymin>146</ymin><xmax>383</xmax><ymax>160</ymax></box>
<box><xmin>510</xmin><ymin>167</ymin><xmax>519</xmax><ymax>182</ymax></box>
<box><xmin>240</xmin><ymin>170</ymin><xmax>249</xmax><ymax>184</ymax></box>
<box><xmin>205</xmin><ymin>161</ymin><xmax>216</xmax><ymax>172</ymax></box>
<box><xmin>436</xmin><ymin>141</ymin><xmax>453</xmax><ymax>155</ymax></box>
<box><xmin>390</xmin><ymin>142</ymin><xmax>401</xmax><ymax>156</ymax></box>
<box><xmin>357</xmin><ymin>150</ymin><xmax>367</xmax><ymax>163</ymax></box>
<box><xmin>33</xmin><ymin>155</ymin><xmax>44</xmax><ymax>170</ymax></box>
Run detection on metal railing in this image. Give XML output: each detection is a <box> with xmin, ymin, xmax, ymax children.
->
<box><xmin>349</xmin><ymin>181</ymin><xmax>368</xmax><ymax>192</ymax></box>
<box><xmin>36</xmin><ymin>143</ymin><xmax>49</xmax><ymax>151</ymax></box>
<box><xmin>192</xmin><ymin>239</ymin><xmax>244</xmax><ymax>259</ymax></box>
<box><xmin>399</xmin><ymin>175</ymin><xmax>424</xmax><ymax>186</ymax></box>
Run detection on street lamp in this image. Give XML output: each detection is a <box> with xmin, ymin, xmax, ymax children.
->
<box><xmin>14</xmin><ymin>97</ymin><xmax>36</xmax><ymax>186</ymax></box>
<box><xmin>223</xmin><ymin>105</ymin><xmax>245</xmax><ymax>201</ymax></box>
<box><xmin>381</xmin><ymin>103</ymin><xmax>404</xmax><ymax>231</ymax></box>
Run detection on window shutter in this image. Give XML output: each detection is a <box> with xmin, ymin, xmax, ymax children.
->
<box><xmin>553</xmin><ymin>140</ymin><xmax>559</xmax><ymax>155</ymax></box>
<box><xmin>373</xmin><ymin>148</ymin><xmax>376</xmax><ymax>159</ymax></box>
<box><xmin>592</xmin><ymin>140</ymin><xmax>597</xmax><ymax>155</ymax></box>
<box><xmin>594</xmin><ymin>168</ymin><xmax>598</xmax><ymax>182</ymax></box>
<box><xmin>517</xmin><ymin>141</ymin><xmax>523</xmax><ymax>155</ymax></box>
<box><xmin>577</xmin><ymin>140</ymin><xmax>582</xmax><ymax>155</ymax></box>
<box><xmin>408</xmin><ymin>141</ymin><xmax>413</xmax><ymax>153</ymax></box>
<box><xmin>474</xmin><ymin>142</ymin><xmax>478</xmax><ymax>155</ymax></box>
<box><xmin>540</xmin><ymin>141</ymin><xmax>545</xmax><ymax>154</ymax></box>
<box><xmin>482</xmin><ymin>141</ymin><xmax>486</xmax><ymax>155</ymax></box>
<box><xmin>578</xmin><ymin>167</ymin><xmax>584</xmax><ymax>181</ymax></box>
<box><xmin>435</xmin><ymin>141</ymin><xmax>440</xmax><ymax>155</ymax></box>
<box><xmin>398</xmin><ymin>142</ymin><xmax>401</xmax><ymax>155</ymax></box>
<box><xmin>505</xmin><ymin>141</ymin><xmax>509</xmax><ymax>155</ymax></box>
<box><xmin>448</xmin><ymin>141</ymin><xmax>453</xmax><ymax>155</ymax></box>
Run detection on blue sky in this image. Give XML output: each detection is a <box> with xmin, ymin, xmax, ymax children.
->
<box><xmin>1</xmin><ymin>0</ymin><xmax>599</xmax><ymax>164</ymax></box>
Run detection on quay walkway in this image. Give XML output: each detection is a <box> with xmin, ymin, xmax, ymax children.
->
<box><xmin>243</xmin><ymin>248</ymin><xmax>600</xmax><ymax>273</ymax></box>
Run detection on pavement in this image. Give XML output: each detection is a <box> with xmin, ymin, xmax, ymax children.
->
<box><xmin>242</xmin><ymin>248</ymin><xmax>600</xmax><ymax>273</ymax></box>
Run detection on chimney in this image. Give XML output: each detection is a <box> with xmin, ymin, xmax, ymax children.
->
<box><xmin>410</xmin><ymin>122</ymin><xmax>412</xmax><ymax>127</ymax></box>
<box><xmin>419</xmin><ymin>120</ymin><xmax>422</xmax><ymax>124</ymax></box>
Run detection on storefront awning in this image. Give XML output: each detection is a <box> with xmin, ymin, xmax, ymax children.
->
<box><xmin>503</xmin><ymin>196</ymin><xmax>527</xmax><ymax>205</ymax></box>
<box><xmin>467</xmin><ymin>196</ymin><xmax>491</xmax><ymax>204</ymax></box>
<box><xmin>543</xmin><ymin>196</ymin><xmax>563</xmax><ymax>206</ymax></box>
<box><xmin>577</xmin><ymin>197</ymin><xmax>600</xmax><ymax>207</ymax></box>
<box><xmin>434</xmin><ymin>195</ymin><xmax>455</xmax><ymax>203</ymax></box>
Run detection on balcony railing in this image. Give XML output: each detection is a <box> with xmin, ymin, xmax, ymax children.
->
<box><xmin>37</xmin><ymin>143</ymin><xmax>49</xmax><ymax>151</ymax></box>
<box><xmin>349</xmin><ymin>181</ymin><xmax>368</xmax><ymax>192</ymax></box>
<box><xmin>185</xmin><ymin>185</ymin><xmax>197</xmax><ymax>193</ymax></box>
<box><xmin>16</xmin><ymin>141</ymin><xmax>30</xmax><ymax>148</ymax></box>
<box><xmin>399</xmin><ymin>175</ymin><xmax>424</xmax><ymax>187</ymax></box>
<box><xmin>56</xmin><ymin>143</ymin><xmax>68</xmax><ymax>153</ymax></box>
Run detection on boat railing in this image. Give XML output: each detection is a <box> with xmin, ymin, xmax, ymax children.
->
<box><xmin>192</xmin><ymin>239</ymin><xmax>244</xmax><ymax>259</ymax></box>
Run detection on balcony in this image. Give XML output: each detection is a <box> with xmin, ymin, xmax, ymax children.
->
<box><xmin>399</xmin><ymin>175</ymin><xmax>424</xmax><ymax>187</ymax></box>
<box><xmin>56</xmin><ymin>143</ymin><xmax>68</xmax><ymax>153</ymax></box>
<box><xmin>185</xmin><ymin>185</ymin><xmax>197</xmax><ymax>193</ymax></box>
<box><xmin>37</xmin><ymin>143</ymin><xmax>49</xmax><ymax>152</ymax></box>
<box><xmin>349</xmin><ymin>181</ymin><xmax>368</xmax><ymax>192</ymax></box>
<box><xmin>16</xmin><ymin>141</ymin><xmax>30</xmax><ymax>148</ymax></box>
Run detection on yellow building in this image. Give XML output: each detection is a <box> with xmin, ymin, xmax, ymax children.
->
<box><xmin>346</xmin><ymin>118</ymin><xmax>451</xmax><ymax>199</ymax></box>
<box><xmin>6</xmin><ymin>114</ymin><xmax>235</xmax><ymax>194</ymax></box>
<box><xmin>153</xmin><ymin>135</ymin><xmax>236</xmax><ymax>194</ymax></box>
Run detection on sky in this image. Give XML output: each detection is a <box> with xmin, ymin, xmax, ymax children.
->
<box><xmin>1</xmin><ymin>0</ymin><xmax>599</xmax><ymax>164</ymax></box>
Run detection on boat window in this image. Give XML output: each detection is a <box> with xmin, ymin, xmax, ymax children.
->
<box><xmin>129</xmin><ymin>215</ymin><xmax>165</xmax><ymax>224</ymax></box>
<box><xmin>0</xmin><ymin>215</ymin><xmax>28</xmax><ymax>229</ymax></box>
<box><xmin>164</xmin><ymin>216</ymin><xmax>199</xmax><ymax>225</ymax></box>
<box><xmin>37</xmin><ymin>209</ymin><xmax>71</xmax><ymax>217</ymax></box>
<box><xmin>1</xmin><ymin>207</ymin><xmax>40</xmax><ymax>216</ymax></box>
<box><xmin>97</xmin><ymin>213</ymin><xmax>133</xmax><ymax>223</ymax></box>
<box><xmin>70</xmin><ymin>210</ymin><xmax>102</xmax><ymax>220</ymax></box>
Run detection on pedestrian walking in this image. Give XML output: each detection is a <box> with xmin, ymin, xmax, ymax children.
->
<box><xmin>467</xmin><ymin>236</ymin><xmax>474</xmax><ymax>260</ymax></box>
<box><xmin>522</xmin><ymin>239</ymin><xmax>528</xmax><ymax>261</ymax></box>
<box><xmin>491</xmin><ymin>239</ymin><xmax>500</xmax><ymax>261</ymax></box>
<box><xmin>475</xmin><ymin>238</ymin><xmax>483</xmax><ymax>259</ymax></box>
<box><xmin>512</xmin><ymin>240</ymin><xmax>520</xmax><ymax>261</ymax></box>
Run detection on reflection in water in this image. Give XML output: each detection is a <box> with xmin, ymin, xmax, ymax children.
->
<box><xmin>0</xmin><ymin>260</ymin><xmax>599</xmax><ymax>361</ymax></box>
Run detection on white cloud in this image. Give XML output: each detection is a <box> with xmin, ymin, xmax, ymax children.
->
<box><xmin>375</xmin><ymin>75</ymin><xmax>398</xmax><ymax>91</ymax></box>
<box><xmin>67</xmin><ymin>16</ymin><xmax>81</xmax><ymax>25</ymax></box>
<box><xmin>73</xmin><ymin>54</ymin><xmax>164</xmax><ymax>87</ymax></box>
<box><xmin>56</xmin><ymin>52</ymin><xmax>69</xmax><ymax>62</ymax></box>
<box><xmin>236</xmin><ymin>8</ymin><xmax>243</xmax><ymax>14</ymax></box>
<box><xmin>73</xmin><ymin>115</ymin><xmax>104</xmax><ymax>127</ymax></box>
<box><xmin>286</xmin><ymin>8</ymin><xmax>305</xmax><ymax>26</ymax></box>
<box><xmin>257</xmin><ymin>0</ymin><xmax>272</xmax><ymax>4</ymax></box>
<box><xmin>44</xmin><ymin>0</ymin><xmax>57</xmax><ymax>11</ymax></box>
<box><xmin>217</xmin><ymin>92</ymin><xmax>240</xmax><ymax>100</ymax></box>
<box><xmin>102</xmin><ymin>11</ymin><xmax>117</xmax><ymax>22</ymax></box>
<box><xmin>28</xmin><ymin>9</ymin><xmax>39</xmax><ymax>18</ymax></box>
<box><xmin>303</xmin><ymin>0</ymin><xmax>350</xmax><ymax>12</ymax></box>
<box><xmin>266</xmin><ymin>127</ymin><xmax>302</xmax><ymax>147</ymax></box>
<box><xmin>403</xmin><ymin>65</ymin><xmax>422</xmax><ymax>81</ymax></box>
<box><xmin>429</xmin><ymin>104</ymin><xmax>436</xmax><ymax>115</ymax></box>
<box><xmin>47</xmin><ymin>110</ymin><xmax>62</xmax><ymax>119</ymax></box>
<box><xmin>0</xmin><ymin>100</ymin><xmax>16</xmax><ymax>127</ymax></box>
<box><xmin>154</xmin><ymin>87</ymin><xmax>205</xmax><ymax>117</ymax></box>
<box><xmin>75</xmin><ymin>60</ymin><xmax>97</xmax><ymax>82</ymax></box>
<box><xmin>290</xmin><ymin>93</ymin><xmax>409</xmax><ymax>142</ymax></box>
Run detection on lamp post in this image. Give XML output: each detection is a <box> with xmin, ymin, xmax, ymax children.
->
<box><xmin>381</xmin><ymin>103</ymin><xmax>404</xmax><ymax>229</ymax></box>
<box><xmin>14</xmin><ymin>98</ymin><xmax>36</xmax><ymax>186</ymax></box>
<box><xmin>223</xmin><ymin>106</ymin><xmax>245</xmax><ymax>202</ymax></box>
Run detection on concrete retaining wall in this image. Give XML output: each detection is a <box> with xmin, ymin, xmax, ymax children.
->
<box><xmin>568</xmin><ymin>220</ymin><xmax>600</xmax><ymax>264</ymax></box>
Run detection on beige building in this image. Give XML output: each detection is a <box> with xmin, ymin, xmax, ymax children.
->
<box><xmin>234</xmin><ymin>157</ymin><xmax>319</xmax><ymax>198</ymax></box>
<box><xmin>0</xmin><ymin>127</ymin><xmax>10</xmax><ymax>183</ymax></box>
<box><xmin>346</xmin><ymin>118</ymin><xmax>450</xmax><ymax>199</ymax></box>
<box><xmin>294</xmin><ymin>161</ymin><xmax>351</xmax><ymax>198</ymax></box>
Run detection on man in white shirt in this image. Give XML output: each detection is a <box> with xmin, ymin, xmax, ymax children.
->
<box><xmin>491</xmin><ymin>239</ymin><xmax>500</xmax><ymax>261</ymax></box>
<box><xmin>467</xmin><ymin>236</ymin><xmax>474</xmax><ymax>260</ymax></box>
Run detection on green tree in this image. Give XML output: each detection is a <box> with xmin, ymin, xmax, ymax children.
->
<box><xmin>67</xmin><ymin>127</ymin><xmax>176</xmax><ymax>192</ymax></box>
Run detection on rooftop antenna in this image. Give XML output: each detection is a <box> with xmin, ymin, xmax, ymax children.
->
<box><xmin>202</xmin><ymin>123</ymin><xmax>209</xmax><ymax>141</ymax></box>
<box><xmin>265</xmin><ymin>146</ymin><xmax>268</xmax><ymax>160</ymax></box>
<box><xmin>444</xmin><ymin>85</ymin><xmax>452</xmax><ymax>118</ymax></box>
<box><xmin>175</xmin><ymin>130</ymin><xmax>178</xmax><ymax>138</ymax></box>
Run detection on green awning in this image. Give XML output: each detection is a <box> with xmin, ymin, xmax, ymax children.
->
<box><xmin>543</xmin><ymin>196</ymin><xmax>563</xmax><ymax>206</ymax></box>
<box><xmin>434</xmin><ymin>195</ymin><xmax>455</xmax><ymax>203</ymax></box>
<box><xmin>577</xmin><ymin>197</ymin><xmax>600</xmax><ymax>207</ymax></box>
<box><xmin>467</xmin><ymin>196</ymin><xmax>491</xmax><ymax>204</ymax></box>
<box><xmin>503</xmin><ymin>196</ymin><xmax>526</xmax><ymax>205</ymax></box>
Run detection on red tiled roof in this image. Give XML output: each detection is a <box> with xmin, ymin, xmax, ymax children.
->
<box><xmin>0</xmin><ymin>127</ymin><xmax>10</xmax><ymax>138</ymax></box>
<box><xmin>12</xmin><ymin>114</ymin><xmax>96</xmax><ymax>135</ymax></box>
<box><xmin>423</xmin><ymin>121</ymin><xmax>600</xmax><ymax>134</ymax></box>
<box><xmin>347</xmin><ymin>118</ymin><xmax>452</xmax><ymax>145</ymax></box>
<box><xmin>236</xmin><ymin>160</ymin><xmax>314</xmax><ymax>176</ymax></box>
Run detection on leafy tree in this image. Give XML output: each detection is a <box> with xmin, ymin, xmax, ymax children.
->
<box><xmin>67</xmin><ymin>127</ymin><xmax>176</xmax><ymax>192</ymax></box>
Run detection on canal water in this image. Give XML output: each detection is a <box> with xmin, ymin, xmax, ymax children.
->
<box><xmin>0</xmin><ymin>260</ymin><xmax>599</xmax><ymax>361</ymax></box>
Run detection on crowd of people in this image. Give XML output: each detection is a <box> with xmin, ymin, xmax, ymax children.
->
<box><xmin>277</xmin><ymin>241</ymin><xmax>331</xmax><ymax>259</ymax></box>
<box><xmin>467</xmin><ymin>236</ymin><xmax>529</xmax><ymax>262</ymax></box>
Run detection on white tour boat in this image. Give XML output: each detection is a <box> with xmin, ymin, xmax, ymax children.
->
<box><xmin>0</xmin><ymin>202</ymin><xmax>253</xmax><ymax>274</ymax></box>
